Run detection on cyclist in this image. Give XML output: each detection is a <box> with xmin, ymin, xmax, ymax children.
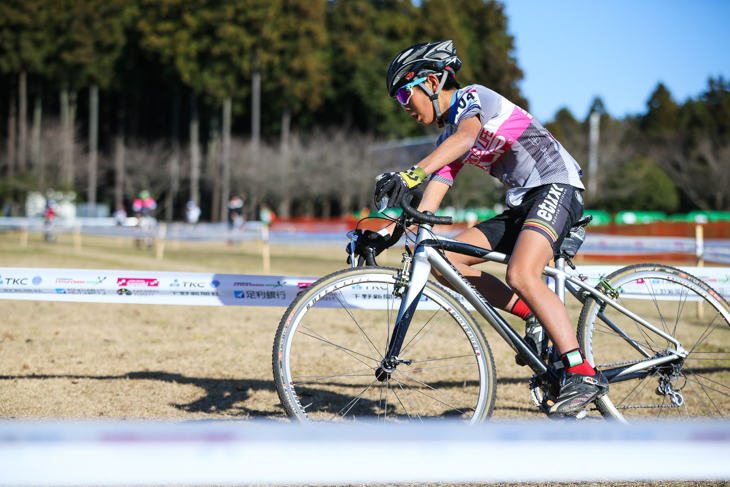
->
<box><xmin>360</xmin><ymin>40</ymin><xmax>608</xmax><ymax>417</ymax></box>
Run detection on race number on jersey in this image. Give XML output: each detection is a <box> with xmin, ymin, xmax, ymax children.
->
<box><xmin>454</xmin><ymin>89</ymin><xmax>481</xmax><ymax>124</ymax></box>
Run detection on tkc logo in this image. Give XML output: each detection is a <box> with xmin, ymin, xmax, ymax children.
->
<box><xmin>170</xmin><ymin>279</ymin><xmax>205</xmax><ymax>288</ymax></box>
<box><xmin>0</xmin><ymin>275</ymin><xmax>29</xmax><ymax>285</ymax></box>
<box><xmin>117</xmin><ymin>278</ymin><xmax>159</xmax><ymax>287</ymax></box>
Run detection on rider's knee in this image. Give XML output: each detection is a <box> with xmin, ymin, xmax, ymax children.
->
<box><xmin>505</xmin><ymin>264</ymin><xmax>541</xmax><ymax>295</ymax></box>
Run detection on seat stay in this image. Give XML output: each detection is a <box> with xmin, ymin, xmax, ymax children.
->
<box><xmin>546</xmin><ymin>266</ymin><xmax>685</xmax><ymax>352</ymax></box>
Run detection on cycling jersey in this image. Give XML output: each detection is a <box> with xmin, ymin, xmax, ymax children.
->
<box><xmin>432</xmin><ymin>84</ymin><xmax>584</xmax><ymax>207</ymax></box>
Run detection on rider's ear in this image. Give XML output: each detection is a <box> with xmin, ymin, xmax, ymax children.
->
<box><xmin>426</xmin><ymin>73</ymin><xmax>441</xmax><ymax>91</ymax></box>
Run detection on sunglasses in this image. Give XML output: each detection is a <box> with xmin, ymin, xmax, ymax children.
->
<box><xmin>395</xmin><ymin>77</ymin><xmax>427</xmax><ymax>105</ymax></box>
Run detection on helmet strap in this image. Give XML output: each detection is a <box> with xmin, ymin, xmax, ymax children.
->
<box><xmin>419</xmin><ymin>72</ymin><xmax>449</xmax><ymax>128</ymax></box>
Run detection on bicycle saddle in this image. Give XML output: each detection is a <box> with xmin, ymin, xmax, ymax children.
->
<box><xmin>558</xmin><ymin>214</ymin><xmax>592</xmax><ymax>259</ymax></box>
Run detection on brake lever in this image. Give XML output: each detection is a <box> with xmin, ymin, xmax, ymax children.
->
<box><xmin>347</xmin><ymin>230</ymin><xmax>359</xmax><ymax>268</ymax></box>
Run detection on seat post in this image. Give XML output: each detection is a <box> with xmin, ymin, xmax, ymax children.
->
<box><xmin>553</xmin><ymin>256</ymin><xmax>566</xmax><ymax>304</ymax></box>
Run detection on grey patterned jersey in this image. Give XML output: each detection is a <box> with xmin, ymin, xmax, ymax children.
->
<box><xmin>432</xmin><ymin>84</ymin><xmax>584</xmax><ymax>207</ymax></box>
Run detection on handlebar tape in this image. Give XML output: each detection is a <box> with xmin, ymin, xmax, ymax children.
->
<box><xmin>402</xmin><ymin>187</ymin><xmax>453</xmax><ymax>226</ymax></box>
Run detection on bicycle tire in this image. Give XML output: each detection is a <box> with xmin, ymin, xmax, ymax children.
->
<box><xmin>272</xmin><ymin>266</ymin><xmax>497</xmax><ymax>424</ymax></box>
<box><xmin>577</xmin><ymin>263</ymin><xmax>730</xmax><ymax>422</ymax></box>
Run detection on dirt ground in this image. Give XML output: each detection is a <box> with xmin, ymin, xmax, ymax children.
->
<box><xmin>0</xmin><ymin>232</ymin><xmax>727</xmax><ymax>487</ymax></box>
<box><xmin>0</xmin><ymin>232</ymin><xmax>545</xmax><ymax>421</ymax></box>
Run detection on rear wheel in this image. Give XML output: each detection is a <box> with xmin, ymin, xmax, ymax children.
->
<box><xmin>273</xmin><ymin>266</ymin><xmax>496</xmax><ymax>424</ymax></box>
<box><xmin>578</xmin><ymin>264</ymin><xmax>730</xmax><ymax>422</ymax></box>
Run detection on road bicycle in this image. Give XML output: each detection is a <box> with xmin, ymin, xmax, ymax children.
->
<box><xmin>272</xmin><ymin>189</ymin><xmax>730</xmax><ymax>424</ymax></box>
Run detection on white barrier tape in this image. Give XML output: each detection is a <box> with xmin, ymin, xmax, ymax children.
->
<box><xmin>0</xmin><ymin>266</ymin><xmax>729</xmax><ymax>308</ymax></box>
<box><xmin>1</xmin><ymin>420</ymin><xmax>729</xmax><ymax>485</ymax></box>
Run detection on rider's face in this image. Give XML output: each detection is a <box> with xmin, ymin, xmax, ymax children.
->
<box><xmin>401</xmin><ymin>76</ymin><xmax>439</xmax><ymax>126</ymax></box>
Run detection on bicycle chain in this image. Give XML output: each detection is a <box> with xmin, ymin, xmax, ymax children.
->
<box><xmin>615</xmin><ymin>404</ymin><xmax>679</xmax><ymax>410</ymax></box>
<box><xmin>596</xmin><ymin>356</ymin><xmax>661</xmax><ymax>368</ymax></box>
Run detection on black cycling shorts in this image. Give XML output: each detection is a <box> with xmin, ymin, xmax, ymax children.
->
<box><xmin>474</xmin><ymin>183</ymin><xmax>584</xmax><ymax>256</ymax></box>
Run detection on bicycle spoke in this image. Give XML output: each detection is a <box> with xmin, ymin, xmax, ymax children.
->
<box><xmin>332</xmin><ymin>290</ymin><xmax>384</xmax><ymax>362</ymax></box>
<box><xmin>681</xmin><ymin>370</ymin><xmax>725</xmax><ymax>419</ymax></box>
<box><xmin>406</xmin><ymin>361</ymin><xmax>479</xmax><ymax>374</ymax></box>
<box><xmin>616</xmin><ymin>368</ymin><xmax>659</xmax><ymax>409</ymax></box>
<box><xmin>275</xmin><ymin>269</ymin><xmax>494</xmax><ymax>424</ymax></box>
<box><xmin>579</xmin><ymin>265</ymin><xmax>730</xmax><ymax>423</ymax></box>
<box><xmin>682</xmin><ymin>370</ymin><xmax>730</xmax><ymax>398</ymax></box>
<box><xmin>387</xmin><ymin>382</ymin><xmax>412</xmax><ymax>421</ymax></box>
<box><xmin>400</xmin><ymin>310</ymin><xmax>449</xmax><ymax>356</ymax></box>
<box><xmin>688</xmin><ymin>314</ymin><xmax>725</xmax><ymax>357</ymax></box>
<box><xmin>297</xmin><ymin>326</ymin><xmax>380</xmax><ymax>367</ymax></box>
<box><xmin>395</xmin><ymin>369</ymin><xmax>475</xmax><ymax>412</ymax></box>
<box><xmin>335</xmin><ymin>377</ymin><xmax>379</xmax><ymax>420</ymax></box>
<box><xmin>292</xmin><ymin>367</ymin><xmax>375</xmax><ymax>386</ymax></box>
<box><xmin>393</xmin><ymin>373</ymin><xmax>472</xmax><ymax>416</ymax></box>
<box><xmin>392</xmin><ymin>375</ymin><xmax>423</xmax><ymax>423</ymax></box>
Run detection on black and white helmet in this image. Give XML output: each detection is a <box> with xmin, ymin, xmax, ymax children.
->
<box><xmin>386</xmin><ymin>40</ymin><xmax>461</xmax><ymax>98</ymax></box>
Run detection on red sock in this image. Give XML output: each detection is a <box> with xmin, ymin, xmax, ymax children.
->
<box><xmin>561</xmin><ymin>348</ymin><xmax>595</xmax><ymax>376</ymax></box>
<box><xmin>510</xmin><ymin>298</ymin><xmax>532</xmax><ymax>320</ymax></box>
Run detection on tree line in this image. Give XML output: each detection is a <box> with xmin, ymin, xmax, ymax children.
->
<box><xmin>548</xmin><ymin>79</ymin><xmax>730</xmax><ymax>215</ymax></box>
<box><xmin>0</xmin><ymin>0</ymin><xmax>728</xmax><ymax>221</ymax></box>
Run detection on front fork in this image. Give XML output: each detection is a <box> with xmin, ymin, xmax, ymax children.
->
<box><xmin>379</xmin><ymin>242</ymin><xmax>432</xmax><ymax>377</ymax></box>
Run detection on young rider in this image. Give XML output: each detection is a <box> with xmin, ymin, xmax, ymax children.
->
<box><xmin>361</xmin><ymin>40</ymin><xmax>608</xmax><ymax>417</ymax></box>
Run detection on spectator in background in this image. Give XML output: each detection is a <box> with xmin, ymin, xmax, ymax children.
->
<box><xmin>259</xmin><ymin>204</ymin><xmax>275</xmax><ymax>227</ymax></box>
<box><xmin>132</xmin><ymin>190</ymin><xmax>157</xmax><ymax>248</ymax></box>
<box><xmin>186</xmin><ymin>200</ymin><xmax>201</xmax><ymax>225</ymax></box>
<box><xmin>132</xmin><ymin>190</ymin><xmax>157</xmax><ymax>218</ymax></box>
<box><xmin>113</xmin><ymin>205</ymin><xmax>127</xmax><ymax>226</ymax></box>
<box><xmin>228</xmin><ymin>195</ymin><xmax>245</xmax><ymax>230</ymax></box>
<box><xmin>44</xmin><ymin>199</ymin><xmax>57</xmax><ymax>243</ymax></box>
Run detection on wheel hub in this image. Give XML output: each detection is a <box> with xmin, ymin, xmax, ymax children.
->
<box><xmin>375</xmin><ymin>357</ymin><xmax>411</xmax><ymax>382</ymax></box>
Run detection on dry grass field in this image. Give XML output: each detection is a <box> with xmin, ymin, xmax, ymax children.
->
<box><xmin>0</xmin><ymin>231</ymin><xmax>547</xmax><ymax>421</ymax></box>
<box><xmin>1</xmin><ymin>231</ymin><xmax>728</xmax><ymax>487</ymax></box>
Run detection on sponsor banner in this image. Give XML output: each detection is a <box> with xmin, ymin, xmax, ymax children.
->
<box><xmin>546</xmin><ymin>265</ymin><xmax>730</xmax><ymax>302</ymax></box>
<box><xmin>581</xmin><ymin>234</ymin><xmax>730</xmax><ymax>264</ymax></box>
<box><xmin>0</xmin><ymin>268</ymin><xmax>317</xmax><ymax>307</ymax></box>
<box><xmin>0</xmin><ymin>266</ymin><xmax>728</xmax><ymax>308</ymax></box>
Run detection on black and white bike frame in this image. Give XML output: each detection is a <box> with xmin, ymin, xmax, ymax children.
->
<box><xmin>382</xmin><ymin>223</ymin><xmax>692</xmax><ymax>395</ymax></box>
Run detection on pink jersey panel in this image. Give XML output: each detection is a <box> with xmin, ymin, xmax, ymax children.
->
<box><xmin>466</xmin><ymin>105</ymin><xmax>533</xmax><ymax>170</ymax></box>
<box><xmin>433</xmin><ymin>160</ymin><xmax>465</xmax><ymax>183</ymax></box>
<box><xmin>500</xmin><ymin>105</ymin><xmax>533</xmax><ymax>139</ymax></box>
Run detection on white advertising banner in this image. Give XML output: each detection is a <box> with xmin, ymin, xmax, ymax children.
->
<box><xmin>0</xmin><ymin>268</ymin><xmax>317</xmax><ymax>307</ymax></box>
<box><xmin>0</xmin><ymin>266</ymin><xmax>728</xmax><ymax>308</ymax></box>
<box><xmin>547</xmin><ymin>265</ymin><xmax>730</xmax><ymax>302</ymax></box>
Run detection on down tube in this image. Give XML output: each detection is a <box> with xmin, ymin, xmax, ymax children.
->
<box><xmin>426</xmin><ymin>247</ymin><xmax>552</xmax><ymax>378</ymax></box>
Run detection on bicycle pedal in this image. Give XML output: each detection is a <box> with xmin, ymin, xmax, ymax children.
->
<box><xmin>546</xmin><ymin>406</ymin><xmax>591</xmax><ymax>422</ymax></box>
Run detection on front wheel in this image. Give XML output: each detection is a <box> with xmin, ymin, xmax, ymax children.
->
<box><xmin>578</xmin><ymin>264</ymin><xmax>730</xmax><ymax>422</ymax></box>
<box><xmin>273</xmin><ymin>266</ymin><xmax>496</xmax><ymax>424</ymax></box>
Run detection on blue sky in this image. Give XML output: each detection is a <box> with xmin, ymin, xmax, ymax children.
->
<box><xmin>501</xmin><ymin>0</ymin><xmax>730</xmax><ymax>122</ymax></box>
